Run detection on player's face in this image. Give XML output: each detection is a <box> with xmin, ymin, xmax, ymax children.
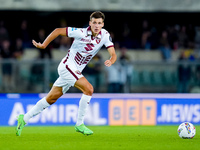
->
<box><xmin>89</xmin><ymin>18</ymin><xmax>104</xmax><ymax>36</ymax></box>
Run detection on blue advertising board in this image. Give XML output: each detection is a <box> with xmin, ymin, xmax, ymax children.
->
<box><xmin>0</xmin><ymin>93</ymin><xmax>200</xmax><ymax>126</ymax></box>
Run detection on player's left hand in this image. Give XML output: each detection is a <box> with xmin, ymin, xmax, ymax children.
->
<box><xmin>104</xmin><ymin>60</ymin><xmax>112</xmax><ymax>67</ymax></box>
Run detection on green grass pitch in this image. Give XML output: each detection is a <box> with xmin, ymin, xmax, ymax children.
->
<box><xmin>0</xmin><ymin>126</ymin><xmax>199</xmax><ymax>150</ymax></box>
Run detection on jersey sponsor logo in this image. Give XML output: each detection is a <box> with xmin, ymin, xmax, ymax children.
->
<box><xmin>84</xmin><ymin>43</ymin><xmax>94</xmax><ymax>51</ymax></box>
<box><xmin>81</xmin><ymin>38</ymin><xmax>91</xmax><ymax>43</ymax></box>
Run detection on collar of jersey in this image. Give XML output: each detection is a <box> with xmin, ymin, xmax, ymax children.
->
<box><xmin>87</xmin><ymin>26</ymin><xmax>101</xmax><ymax>39</ymax></box>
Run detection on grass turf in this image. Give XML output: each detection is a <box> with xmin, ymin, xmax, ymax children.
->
<box><xmin>0</xmin><ymin>126</ymin><xmax>199</xmax><ymax>150</ymax></box>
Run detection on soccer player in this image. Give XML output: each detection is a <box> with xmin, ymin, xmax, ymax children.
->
<box><xmin>16</xmin><ymin>11</ymin><xmax>117</xmax><ymax>136</ymax></box>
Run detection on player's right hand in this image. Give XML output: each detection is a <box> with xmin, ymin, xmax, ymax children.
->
<box><xmin>32</xmin><ymin>40</ymin><xmax>45</xmax><ymax>49</ymax></box>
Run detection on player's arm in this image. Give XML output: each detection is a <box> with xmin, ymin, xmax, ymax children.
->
<box><xmin>104</xmin><ymin>46</ymin><xmax>117</xmax><ymax>67</ymax></box>
<box><xmin>32</xmin><ymin>27</ymin><xmax>67</xmax><ymax>49</ymax></box>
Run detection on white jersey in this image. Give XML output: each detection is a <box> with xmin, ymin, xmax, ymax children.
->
<box><xmin>63</xmin><ymin>26</ymin><xmax>114</xmax><ymax>72</ymax></box>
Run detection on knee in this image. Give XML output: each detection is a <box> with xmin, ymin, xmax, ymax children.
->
<box><xmin>84</xmin><ymin>84</ymin><xmax>94</xmax><ymax>96</ymax></box>
<box><xmin>46</xmin><ymin>92</ymin><xmax>61</xmax><ymax>105</ymax></box>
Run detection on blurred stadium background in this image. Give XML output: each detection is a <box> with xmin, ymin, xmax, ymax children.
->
<box><xmin>0</xmin><ymin>0</ymin><xmax>200</xmax><ymax>94</ymax></box>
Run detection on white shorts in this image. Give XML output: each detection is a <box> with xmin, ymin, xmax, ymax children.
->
<box><xmin>53</xmin><ymin>61</ymin><xmax>84</xmax><ymax>94</ymax></box>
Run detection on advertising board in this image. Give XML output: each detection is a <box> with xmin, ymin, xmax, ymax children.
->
<box><xmin>0</xmin><ymin>94</ymin><xmax>200</xmax><ymax>126</ymax></box>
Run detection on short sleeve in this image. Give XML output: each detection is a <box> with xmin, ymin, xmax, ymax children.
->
<box><xmin>104</xmin><ymin>33</ymin><xmax>114</xmax><ymax>49</ymax></box>
<box><xmin>67</xmin><ymin>27</ymin><xmax>81</xmax><ymax>38</ymax></box>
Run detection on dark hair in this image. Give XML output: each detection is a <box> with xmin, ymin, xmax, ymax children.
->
<box><xmin>90</xmin><ymin>11</ymin><xmax>105</xmax><ymax>22</ymax></box>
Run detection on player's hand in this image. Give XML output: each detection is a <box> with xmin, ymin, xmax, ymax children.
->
<box><xmin>104</xmin><ymin>60</ymin><xmax>112</xmax><ymax>67</ymax></box>
<box><xmin>32</xmin><ymin>40</ymin><xmax>45</xmax><ymax>49</ymax></box>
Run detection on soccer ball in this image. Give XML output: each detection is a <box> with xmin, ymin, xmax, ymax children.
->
<box><xmin>177</xmin><ymin>122</ymin><xmax>196</xmax><ymax>139</ymax></box>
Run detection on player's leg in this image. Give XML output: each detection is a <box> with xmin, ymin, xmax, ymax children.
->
<box><xmin>16</xmin><ymin>86</ymin><xmax>63</xmax><ymax>136</ymax></box>
<box><xmin>23</xmin><ymin>86</ymin><xmax>63</xmax><ymax>122</ymax></box>
<box><xmin>74</xmin><ymin>77</ymin><xmax>94</xmax><ymax>135</ymax></box>
<box><xmin>74</xmin><ymin>76</ymin><xmax>94</xmax><ymax>96</ymax></box>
